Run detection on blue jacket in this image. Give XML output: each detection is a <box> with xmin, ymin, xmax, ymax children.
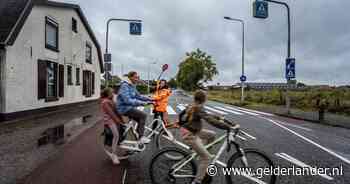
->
<box><xmin>116</xmin><ymin>81</ymin><xmax>152</xmax><ymax>114</ymax></box>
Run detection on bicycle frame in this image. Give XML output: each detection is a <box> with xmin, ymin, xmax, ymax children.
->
<box><xmin>171</xmin><ymin>131</ymin><xmax>246</xmax><ymax>178</ymax></box>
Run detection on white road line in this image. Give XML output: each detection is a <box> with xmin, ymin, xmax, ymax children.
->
<box><xmin>167</xmin><ymin>106</ymin><xmax>177</xmax><ymax>115</ymax></box>
<box><xmin>224</xmin><ymin>106</ymin><xmax>259</xmax><ymax>116</ymax></box>
<box><xmin>277</xmin><ymin>120</ymin><xmax>312</xmax><ymax>132</ymax></box>
<box><xmin>236</xmin><ymin>106</ymin><xmax>274</xmax><ymax>116</ymax></box>
<box><xmin>177</xmin><ymin>105</ymin><xmax>186</xmax><ymax>111</ymax></box>
<box><xmin>275</xmin><ymin>153</ymin><xmax>334</xmax><ymax>180</ymax></box>
<box><xmin>213</xmin><ymin>106</ymin><xmax>243</xmax><ymax>115</ymax></box>
<box><xmin>240</xmin><ymin>130</ymin><xmax>257</xmax><ymax>140</ymax></box>
<box><xmin>265</xmin><ymin>117</ymin><xmax>350</xmax><ymax>165</ymax></box>
<box><xmin>204</xmin><ymin>106</ymin><xmax>228</xmax><ymax>115</ymax></box>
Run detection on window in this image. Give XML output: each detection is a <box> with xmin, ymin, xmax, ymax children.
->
<box><xmin>67</xmin><ymin>65</ymin><xmax>73</xmax><ymax>85</ymax></box>
<box><xmin>72</xmin><ymin>18</ymin><xmax>77</xmax><ymax>33</ymax></box>
<box><xmin>86</xmin><ymin>43</ymin><xmax>92</xmax><ymax>63</ymax></box>
<box><xmin>83</xmin><ymin>70</ymin><xmax>95</xmax><ymax>97</ymax></box>
<box><xmin>45</xmin><ymin>17</ymin><xmax>59</xmax><ymax>52</ymax></box>
<box><xmin>76</xmin><ymin>68</ymin><xmax>80</xmax><ymax>85</ymax></box>
<box><xmin>47</xmin><ymin>62</ymin><xmax>57</xmax><ymax>97</ymax></box>
<box><xmin>38</xmin><ymin>60</ymin><xmax>63</xmax><ymax>101</ymax></box>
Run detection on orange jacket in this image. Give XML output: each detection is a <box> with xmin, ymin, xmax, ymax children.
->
<box><xmin>153</xmin><ymin>88</ymin><xmax>171</xmax><ymax>112</ymax></box>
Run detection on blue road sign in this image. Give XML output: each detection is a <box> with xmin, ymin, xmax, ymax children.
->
<box><xmin>286</xmin><ymin>58</ymin><xmax>296</xmax><ymax>79</ymax></box>
<box><xmin>130</xmin><ymin>22</ymin><xmax>142</xmax><ymax>35</ymax></box>
<box><xmin>253</xmin><ymin>0</ymin><xmax>268</xmax><ymax>19</ymax></box>
<box><xmin>240</xmin><ymin>75</ymin><xmax>247</xmax><ymax>82</ymax></box>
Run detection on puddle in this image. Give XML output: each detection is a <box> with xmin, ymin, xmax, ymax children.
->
<box><xmin>38</xmin><ymin>115</ymin><xmax>92</xmax><ymax>147</ymax></box>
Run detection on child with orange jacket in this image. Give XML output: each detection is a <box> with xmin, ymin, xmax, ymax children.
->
<box><xmin>152</xmin><ymin>79</ymin><xmax>172</xmax><ymax>126</ymax></box>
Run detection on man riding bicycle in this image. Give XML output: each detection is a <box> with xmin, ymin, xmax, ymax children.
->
<box><xmin>116</xmin><ymin>71</ymin><xmax>154</xmax><ymax>144</ymax></box>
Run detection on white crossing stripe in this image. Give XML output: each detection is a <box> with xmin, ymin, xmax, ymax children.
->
<box><xmin>224</xmin><ymin>106</ymin><xmax>260</xmax><ymax>116</ymax></box>
<box><xmin>167</xmin><ymin>106</ymin><xmax>177</xmax><ymax>115</ymax></box>
<box><xmin>204</xmin><ymin>106</ymin><xmax>228</xmax><ymax>115</ymax></box>
<box><xmin>275</xmin><ymin>153</ymin><xmax>334</xmax><ymax>180</ymax></box>
<box><xmin>236</xmin><ymin>106</ymin><xmax>274</xmax><ymax>116</ymax></box>
<box><xmin>177</xmin><ymin>105</ymin><xmax>186</xmax><ymax>111</ymax></box>
<box><xmin>214</xmin><ymin>106</ymin><xmax>243</xmax><ymax>115</ymax></box>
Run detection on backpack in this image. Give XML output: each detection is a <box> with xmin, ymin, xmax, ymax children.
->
<box><xmin>178</xmin><ymin>106</ymin><xmax>194</xmax><ymax>126</ymax></box>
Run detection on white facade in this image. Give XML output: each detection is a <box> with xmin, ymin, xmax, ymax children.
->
<box><xmin>0</xmin><ymin>5</ymin><xmax>101</xmax><ymax>114</ymax></box>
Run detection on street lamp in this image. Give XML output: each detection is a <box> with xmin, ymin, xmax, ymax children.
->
<box><xmin>148</xmin><ymin>61</ymin><xmax>157</xmax><ymax>94</ymax></box>
<box><xmin>224</xmin><ymin>16</ymin><xmax>246</xmax><ymax>103</ymax></box>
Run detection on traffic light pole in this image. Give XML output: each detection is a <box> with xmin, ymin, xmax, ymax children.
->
<box><xmin>104</xmin><ymin>18</ymin><xmax>142</xmax><ymax>87</ymax></box>
<box><xmin>264</xmin><ymin>0</ymin><xmax>291</xmax><ymax>59</ymax></box>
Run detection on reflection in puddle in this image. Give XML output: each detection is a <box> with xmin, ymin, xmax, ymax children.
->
<box><xmin>37</xmin><ymin>115</ymin><xmax>92</xmax><ymax>147</ymax></box>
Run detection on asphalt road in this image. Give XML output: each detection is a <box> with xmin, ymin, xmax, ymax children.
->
<box><xmin>25</xmin><ymin>91</ymin><xmax>350</xmax><ymax>184</ymax></box>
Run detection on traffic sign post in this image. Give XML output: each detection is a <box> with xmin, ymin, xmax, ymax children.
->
<box><xmin>130</xmin><ymin>22</ymin><xmax>142</xmax><ymax>35</ymax></box>
<box><xmin>104</xmin><ymin>63</ymin><xmax>112</xmax><ymax>72</ymax></box>
<box><xmin>162</xmin><ymin>64</ymin><xmax>169</xmax><ymax>72</ymax></box>
<box><xmin>104</xmin><ymin>53</ymin><xmax>112</xmax><ymax>63</ymax></box>
<box><xmin>104</xmin><ymin>71</ymin><xmax>112</xmax><ymax>81</ymax></box>
<box><xmin>286</xmin><ymin>58</ymin><xmax>296</xmax><ymax>80</ymax></box>
<box><xmin>253</xmin><ymin>0</ymin><xmax>268</xmax><ymax>19</ymax></box>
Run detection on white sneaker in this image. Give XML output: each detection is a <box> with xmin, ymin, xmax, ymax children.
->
<box><xmin>139</xmin><ymin>136</ymin><xmax>151</xmax><ymax>144</ymax></box>
<box><xmin>112</xmin><ymin>154</ymin><xmax>120</xmax><ymax>165</ymax></box>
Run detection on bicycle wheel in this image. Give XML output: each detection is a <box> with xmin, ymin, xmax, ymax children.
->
<box><xmin>225</xmin><ymin>148</ymin><xmax>277</xmax><ymax>184</ymax></box>
<box><xmin>150</xmin><ymin>147</ymin><xmax>197</xmax><ymax>184</ymax></box>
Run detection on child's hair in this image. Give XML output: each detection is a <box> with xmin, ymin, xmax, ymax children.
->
<box><xmin>159</xmin><ymin>79</ymin><xmax>169</xmax><ymax>89</ymax></box>
<box><xmin>194</xmin><ymin>90</ymin><xmax>207</xmax><ymax>104</ymax></box>
<box><xmin>100</xmin><ymin>88</ymin><xmax>112</xmax><ymax>98</ymax></box>
<box><xmin>127</xmin><ymin>71</ymin><xmax>137</xmax><ymax>79</ymax></box>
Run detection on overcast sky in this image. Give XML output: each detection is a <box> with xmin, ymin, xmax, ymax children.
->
<box><xmin>56</xmin><ymin>0</ymin><xmax>350</xmax><ymax>86</ymax></box>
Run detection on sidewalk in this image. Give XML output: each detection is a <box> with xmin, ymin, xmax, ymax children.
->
<box><xmin>21</xmin><ymin>122</ymin><xmax>124</xmax><ymax>184</ymax></box>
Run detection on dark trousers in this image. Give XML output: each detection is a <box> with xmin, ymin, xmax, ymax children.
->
<box><xmin>124</xmin><ymin>108</ymin><xmax>147</xmax><ymax>137</ymax></box>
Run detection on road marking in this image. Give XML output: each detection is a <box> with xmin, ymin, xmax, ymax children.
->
<box><xmin>275</xmin><ymin>153</ymin><xmax>334</xmax><ymax>180</ymax></box>
<box><xmin>236</xmin><ymin>106</ymin><xmax>274</xmax><ymax>116</ymax></box>
<box><xmin>224</xmin><ymin>106</ymin><xmax>259</xmax><ymax>116</ymax></box>
<box><xmin>177</xmin><ymin>104</ymin><xmax>186</xmax><ymax>111</ymax></box>
<box><xmin>277</xmin><ymin>120</ymin><xmax>312</xmax><ymax>132</ymax></box>
<box><xmin>204</xmin><ymin>106</ymin><xmax>228</xmax><ymax>115</ymax></box>
<box><xmin>240</xmin><ymin>130</ymin><xmax>257</xmax><ymax>140</ymax></box>
<box><xmin>265</xmin><ymin>117</ymin><xmax>350</xmax><ymax>165</ymax></box>
<box><xmin>167</xmin><ymin>106</ymin><xmax>177</xmax><ymax>115</ymax></box>
<box><xmin>213</xmin><ymin>106</ymin><xmax>243</xmax><ymax>115</ymax></box>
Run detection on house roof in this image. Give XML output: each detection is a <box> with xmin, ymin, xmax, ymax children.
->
<box><xmin>0</xmin><ymin>0</ymin><xmax>104</xmax><ymax>72</ymax></box>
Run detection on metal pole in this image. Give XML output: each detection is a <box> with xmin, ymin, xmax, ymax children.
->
<box><xmin>147</xmin><ymin>63</ymin><xmax>150</xmax><ymax>94</ymax></box>
<box><xmin>224</xmin><ymin>17</ymin><xmax>245</xmax><ymax>103</ymax></box>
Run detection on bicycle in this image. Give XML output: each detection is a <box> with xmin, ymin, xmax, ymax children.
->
<box><xmin>98</xmin><ymin>103</ymin><xmax>181</xmax><ymax>160</ymax></box>
<box><xmin>149</xmin><ymin>127</ymin><xmax>277</xmax><ymax>184</ymax></box>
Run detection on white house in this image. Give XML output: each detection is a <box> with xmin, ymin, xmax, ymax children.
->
<box><xmin>0</xmin><ymin>0</ymin><xmax>104</xmax><ymax>121</ymax></box>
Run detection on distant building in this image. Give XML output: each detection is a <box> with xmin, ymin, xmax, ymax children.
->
<box><xmin>0</xmin><ymin>0</ymin><xmax>103</xmax><ymax>121</ymax></box>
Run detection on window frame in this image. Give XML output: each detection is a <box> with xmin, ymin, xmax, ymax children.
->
<box><xmin>76</xmin><ymin>67</ymin><xmax>80</xmax><ymax>85</ymax></box>
<box><xmin>85</xmin><ymin>42</ymin><xmax>92</xmax><ymax>64</ymax></box>
<box><xmin>67</xmin><ymin>65</ymin><xmax>73</xmax><ymax>85</ymax></box>
<box><xmin>45</xmin><ymin>17</ymin><xmax>59</xmax><ymax>52</ymax></box>
<box><xmin>72</xmin><ymin>17</ymin><xmax>78</xmax><ymax>33</ymax></box>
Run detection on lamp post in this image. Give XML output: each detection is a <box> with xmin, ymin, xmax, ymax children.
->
<box><xmin>148</xmin><ymin>61</ymin><xmax>157</xmax><ymax>94</ymax></box>
<box><xmin>104</xmin><ymin>18</ymin><xmax>142</xmax><ymax>87</ymax></box>
<box><xmin>224</xmin><ymin>16</ymin><xmax>246</xmax><ymax>103</ymax></box>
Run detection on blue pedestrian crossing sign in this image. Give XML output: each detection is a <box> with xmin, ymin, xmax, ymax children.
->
<box><xmin>286</xmin><ymin>58</ymin><xmax>296</xmax><ymax>80</ymax></box>
<box><xmin>253</xmin><ymin>0</ymin><xmax>268</xmax><ymax>19</ymax></box>
<box><xmin>240</xmin><ymin>75</ymin><xmax>247</xmax><ymax>82</ymax></box>
<box><xmin>130</xmin><ymin>22</ymin><xmax>142</xmax><ymax>35</ymax></box>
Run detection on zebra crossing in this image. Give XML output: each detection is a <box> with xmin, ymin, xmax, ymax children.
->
<box><xmin>140</xmin><ymin>104</ymin><xmax>274</xmax><ymax>117</ymax></box>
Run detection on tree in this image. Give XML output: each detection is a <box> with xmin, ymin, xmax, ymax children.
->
<box><xmin>168</xmin><ymin>78</ymin><xmax>177</xmax><ymax>89</ymax></box>
<box><xmin>176</xmin><ymin>49</ymin><xmax>218</xmax><ymax>91</ymax></box>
